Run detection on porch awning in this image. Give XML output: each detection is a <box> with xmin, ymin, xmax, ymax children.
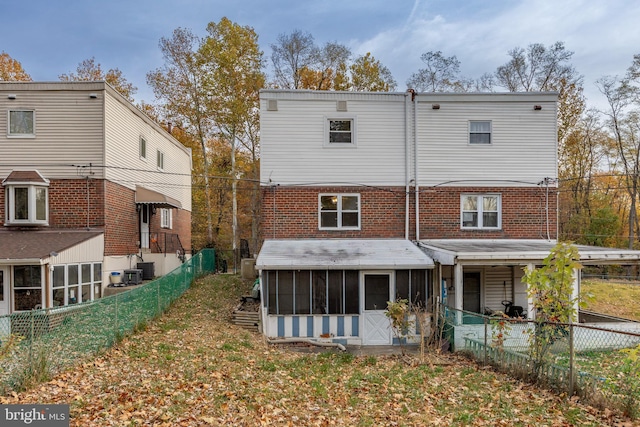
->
<box><xmin>256</xmin><ymin>239</ymin><xmax>435</xmax><ymax>270</ymax></box>
<box><xmin>419</xmin><ymin>239</ymin><xmax>640</xmax><ymax>266</ymax></box>
<box><xmin>135</xmin><ymin>186</ymin><xmax>182</xmax><ymax>209</ymax></box>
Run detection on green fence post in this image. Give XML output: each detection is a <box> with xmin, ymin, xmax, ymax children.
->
<box><xmin>483</xmin><ymin>316</ymin><xmax>488</xmax><ymax>366</ymax></box>
<box><xmin>115</xmin><ymin>293</ymin><xmax>119</xmax><ymax>340</ymax></box>
<box><xmin>157</xmin><ymin>280</ymin><xmax>161</xmax><ymax>315</ymax></box>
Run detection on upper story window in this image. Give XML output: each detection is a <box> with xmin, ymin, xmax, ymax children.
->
<box><xmin>324</xmin><ymin>117</ymin><xmax>357</xmax><ymax>147</ymax></box>
<box><xmin>461</xmin><ymin>194</ymin><xmax>501</xmax><ymax>229</ymax></box>
<box><xmin>319</xmin><ymin>194</ymin><xmax>360</xmax><ymax>230</ymax></box>
<box><xmin>2</xmin><ymin>170</ymin><xmax>49</xmax><ymax>226</ymax></box>
<box><xmin>8</xmin><ymin>110</ymin><xmax>35</xmax><ymax>138</ymax></box>
<box><xmin>157</xmin><ymin>149</ymin><xmax>164</xmax><ymax>170</ymax></box>
<box><xmin>160</xmin><ymin>208</ymin><xmax>172</xmax><ymax>229</ymax></box>
<box><xmin>139</xmin><ymin>136</ymin><xmax>147</xmax><ymax>160</ymax></box>
<box><xmin>469</xmin><ymin>120</ymin><xmax>491</xmax><ymax>144</ymax></box>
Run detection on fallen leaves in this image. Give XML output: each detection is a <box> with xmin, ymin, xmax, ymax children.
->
<box><xmin>1</xmin><ymin>274</ymin><xmax>633</xmax><ymax>426</ymax></box>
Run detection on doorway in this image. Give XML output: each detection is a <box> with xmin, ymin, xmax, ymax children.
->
<box><xmin>140</xmin><ymin>205</ymin><xmax>150</xmax><ymax>249</ymax></box>
<box><xmin>463</xmin><ymin>272</ymin><xmax>481</xmax><ymax>313</ymax></box>
<box><xmin>0</xmin><ymin>267</ymin><xmax>8</xmax><ymax>316</ymax></box>
<box><xmin>362</xmin><ymin>272</ymin><xmax>392</xmax><ymax>345</ymax></box>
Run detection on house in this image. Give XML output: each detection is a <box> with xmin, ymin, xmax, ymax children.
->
<box><xmin>0</xmin><ymin>81</ymin><xmax>192</xmax><ymax>316</ymax></box>
<box><xmin>256</xmin><ymin>89</ymin><xmax>640</xmax><ymax>346</ymax></box>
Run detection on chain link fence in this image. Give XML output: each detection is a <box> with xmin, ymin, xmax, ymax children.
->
<box><xmin>441</xmin><ymin>305</ymin><xmax>640</xmax><ymax>418</ymax></box>
<box><xmin>0</xmin><ymin>249</ymin><xmax>215</xmax><ymax>394</ymax></box>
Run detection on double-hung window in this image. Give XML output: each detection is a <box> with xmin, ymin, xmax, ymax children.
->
<box><xmin>8</xmin><ymin>110</ymin><xmax>35</xmax><ymax>137</ymax></box>
<box><xmin>160</xmin><ymin>208</ymin><xmax>172</xmax><ymax>229</ymax></box>
<box><xmin>2</xmin><ymin>171</ymin><xmax>49</xmax><ymax>226</ymax></box>
<box><xmin>461</xmin><ymin>194</ymin><xmax>501</xmax><ymax>229</ymax></box>
<box><xmin>469</xmin><ymin>120</ymin><xmax>491</xmax><ymax>144</ymax></box>
<box><xmin>139</xmin><ymin>136</ymin><xmax>147</xmax><ymax>160</ymax></box>
<box><xmin>319</xmin><ymin>194</ymin><xmax>360</xmax><ymax>230</ymax></box>
<box><xmin>324</xmin><ymin>116</ymin><xmax>356</xmax><ymax>147</ymax></box>
<box><xmin>157</xmin><ymin>149</ymin><xmax>164</xmax><ymax>170</ymax></box>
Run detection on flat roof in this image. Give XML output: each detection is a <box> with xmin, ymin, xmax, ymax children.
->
<box><xmin>257</xmin><ymin>239</ymin><xmax>434</xmax><ymax>270</ymax></box>
<box><xmin>419</xmin><ymin>239</ymin><xmax>640</xmax><ymax>265</ymax></box>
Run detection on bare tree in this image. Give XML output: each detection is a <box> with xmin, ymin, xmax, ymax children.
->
<box><xmin>270</xmin><ymin>29</ymin><xmax>316</xmax><ymax>89</ymax></box>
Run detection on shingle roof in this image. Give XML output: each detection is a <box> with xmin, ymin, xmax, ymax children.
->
<box><xmin>0</xmin><ymin>229</ymin><xmax>103</xmax><ymax>261</ymax></box>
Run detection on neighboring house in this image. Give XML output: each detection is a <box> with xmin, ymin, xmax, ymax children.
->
<box><xmin>256</xmin><ymin>89</ymin><xmax>640</xmax><ymax>346</ymax></box>
<box><xmin>0</xmin><ymin>82</ymin><xmax>192</xmax><ymax>315</ymax></box>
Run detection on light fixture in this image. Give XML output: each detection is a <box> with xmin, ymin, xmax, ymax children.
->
<box><xmin>432</xmin><ymin>104</ymin><xmax>440</xmax><ymax>110</ymax></box>
<box><xmin>7</xmin><ymin>94</ymin><xmax>16</xmax><ymax>99</ymax></box>
<box><xmin>89</xmin><ymin>93</ymin><xmax>98</xmax><ymax>99</ymax></box>
<box><xmin>533</xmin><ymin>105</ymin><xmax>542</xmax><ymax>110</ymax></box>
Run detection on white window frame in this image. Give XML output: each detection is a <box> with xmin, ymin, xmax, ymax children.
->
<box><xmin>461</xmin><ymin>194</ymin><xmax>501</xmax><ymax>229</ymax></box>
<box><xmin>51</xmin><ymin>262</ymin><xmax>102</xmax><ymax>307</ymax></box>
<box><xmin>157</xmin><ymin>149</ymin><xmax>164</xmax><ymax>171</ymax></box>
<box><xmin>4</xmin><ymin>182</ymin><xmax>49</xmax><ymax>226</ymax></box>
<box><xmin>324</xmin><ymin>115</ymin><xmax>357</xmax><ymax>147</ymax></box>
<box><xmin>160</xmin><ymin>208</ymin><xmax>172</xmax><ymax>229</ymax></box>
<box><xmin>469</xmin><ymin>120</ymin><xmax>492</xmax><ymax>145</ymax></box>
<box><xmin>318</xmin><ymin>193</ymin><xmax>361</xmax><ymax>230</ymax></box>
<box><xmin>139</xmin><ymin>136</ymin><xmax>147</xmax><ymax>160</ymax></box>
<box><xmin>7</xmin><ymin>109</ymin><xmax>36</xmax><ymax>138</ymax></box>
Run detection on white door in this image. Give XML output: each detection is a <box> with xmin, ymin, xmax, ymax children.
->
<box><xmin>0</xmin><ymin>267</ymin><xmax>10</xmax><ymax>338</ymax></box>
<box><xmin>0</xmin><ymin>268</ymin><xmax>9</xmax><ymax>316</ymax></box>
<box><xmin>362</xmin><ymin>272</ymin><xmax>393</xmax><ymax>345</ymax></box>
<box><xmin>140</xmin><ymin>205</ymin><xmax>150</xmax><ymax>249</ymax></box>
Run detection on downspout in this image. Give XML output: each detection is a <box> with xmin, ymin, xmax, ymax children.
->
<box><xmin>404</xmin><ymin>91</ymin><xmax>412</xmax><ymax>240</ymax></box>
<box><xmin>413</xmin><ymin>92</ymin><xmax>420</xmax><ymax>241</ymax></box>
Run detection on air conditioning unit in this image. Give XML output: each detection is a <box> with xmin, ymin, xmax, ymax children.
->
<box><xmin>123</xmin><ymin>269</ymin><xmax>143</xmax><ymax>285</ymax></box>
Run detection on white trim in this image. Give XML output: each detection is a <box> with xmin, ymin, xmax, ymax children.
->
<box><xmin>7</xmin><ymin>109</ymin><xmax>36</xmax><ymax>138</ymax></box>
<box><xmin>460</xmin><ymin>194</ymin><xmax>501</xmax><ymax>230</ymax></box>
<box><xmin>323</xmin><ymin>115</ymin><xmax>357</xmax><ymax>148</ymax></box>
<box><xmin>318</xmin><ymin>193</ymin><xmax>361</xmax><ymax>231</ymax></box>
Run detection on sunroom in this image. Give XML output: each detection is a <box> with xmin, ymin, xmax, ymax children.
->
<box><xmin>256</xmin><ymin>239</ymin><xmax>435</xmax><ymax>346</ymax></box>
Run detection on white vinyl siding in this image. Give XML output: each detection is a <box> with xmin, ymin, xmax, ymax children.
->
<box><xmin>103</xmin><ymin>90</ymin><xmax>192</xmax><ymax>212</ymax></box>
<box><xmin>0</xmin><ymin>85</ymin><xmax>104</xmax><ymax>179</ymax></box>
<box><xmin>416</xmin><ymin>95</ymin><xmax>557</xmax><ymax>187</ymax></box>
<box><xmin>260</xmin><ymin>93</ymin><xmax>407</xmax><ymax>186</ymax></box>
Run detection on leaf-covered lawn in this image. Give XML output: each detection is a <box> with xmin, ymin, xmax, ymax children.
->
<box><xmin>0</xmin><ymin>274</ymin><xmax>630</xmax><ymax>426</ymax></box>
<box><xmin>582</xmin><ymin>279</ymin><xmax>640</xmax><ymax>321</ymax></box>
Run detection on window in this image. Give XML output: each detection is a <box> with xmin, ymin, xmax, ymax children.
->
<box><xmin>157</xmin><ymin>149</ymin><xmax>164</xmax><ymax>170</ymax></box>
<box><xmin>160</xmin><ymin>208</ymin><xmax>172</xmax><ymax>228</ymax></box>
<box><xmin>461</xmin><ymin>194</ymin><xmax>501</xmax><ymax>229</ymax></box>
<box><xmin>3</xmin><ymin>175</ymin><xmax>49</xmax><ymax>226</ymax></box>
<box><xmin>265</xmin><ymin>269</ymin><xmax>359</xmax><ymax>315</ymax></box>
<box><xmin>469</xmin><ymin>120</ymin><xmax>491</xmax><ymax>144</ymax></box>
<box><xmin>13</xmin><ymin>265</ymin><xmax>42</xmax><ymax>311</ymax></box>
<box><xmin>319</xmin><ymin>194</ymin><xmax>360</xmax><ymax>230</ymax></box>
<box><xmin>8</xmin><ymin>110</ymin><xmax>35</xmax><ymax>137</ymax></box>
<box><xmin>325</xmin><ymin>117</ymin><xmax>356</xmax><ymax>147</ymax></box>
<box><xmin>139</xmin><ymin>136</ymin><xmax>147</xmax><ymax>160</ymax></box>
<box><xmin>52</xmin><ymin>263</ymin><xmax>102</xmax><ymax>307</ymax></box>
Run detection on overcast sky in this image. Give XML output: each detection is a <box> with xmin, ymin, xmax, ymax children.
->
<box><xmin>1</xmin><ymin>0</ymin><xmax>638</xmax><ymax>110</ymax></box>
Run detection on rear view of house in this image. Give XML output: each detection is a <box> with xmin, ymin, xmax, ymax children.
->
<box><xmin>0</xmin><ymin>82</ymin><xmax>192</xmax><ymax>315</ymax></box>
<box><xmin>256</xmin><ymin>89</ymin><xmax>640</xmax><ymax>346</ymax></box>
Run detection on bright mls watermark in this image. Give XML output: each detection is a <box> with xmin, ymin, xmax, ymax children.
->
<box><xmin>1</xmin><ymin>405</ymin><xmax>69</xmax><ymax>426</ymax></box>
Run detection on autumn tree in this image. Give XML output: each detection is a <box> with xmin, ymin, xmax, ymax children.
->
<box><xmin>59</xmin><ymin>57</ymin><xmax>137</xmax><ymax>102</ymax></box>
<box><xmin>270</xmin><ymin>29</ymin><xmax>316</xmax><ymax>89</ymax></box>
<box><xmin>0</xmin><ymin>51</ymin><xmax>31</xmax><ymax>81</ymax></box>
<box><xmin>349</xmin><ymin>52</ymin><xmax>397</xmax><ymax>92</ymax></box>
<box><xmin>406</xmin><ymin>51</ymin><xmax>471</xmax><ymax>92</ymax></box>
<box><xmin>200</xmin><ymin>17</ymin><xmax>265</xmax><ymax>255</ymax></box>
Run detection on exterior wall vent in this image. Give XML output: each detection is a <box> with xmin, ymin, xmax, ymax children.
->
<box><xmin>336</xmin><ymin>100</ymin><xmax>348</xmax><ymax>112</ymax></box>
<box><xmin>267</xmin><ymin>99</ymin><xmax>278</xmax><ymax>111</ymax></box>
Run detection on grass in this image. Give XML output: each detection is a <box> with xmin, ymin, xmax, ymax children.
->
<box><xmin>581</xmin><ymin>279</ymin><xmax>640</xmax><ymax>321</ymax></box>
<box><xmin>0</xmin><ymin>273</ymin><xmax>625</xmax><ymax>426</ymax></box>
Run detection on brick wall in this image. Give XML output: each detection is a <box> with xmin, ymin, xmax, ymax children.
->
<box><xmin>149</xmin><ymin>207</ymin><xmax>192</xmax><ymax>254</ymax></box>
<box><xmin>260</xmin><ymin>185</ymin><xmax>557</xmax><ymax>241</ymax></box>
<box><xmin>0</xmin><ymin>178</ymin><xmax>105</xmax><ymax>228</ymax></box>
<box><xmin>104</xmin><ymin>181</ymin><xmax>139</xmax><ymax>256</ymax></box>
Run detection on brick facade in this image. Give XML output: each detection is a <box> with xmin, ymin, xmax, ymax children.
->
<box><xmin>1</xmin><ymin>178</ymin><xmax>191</xmax><ymax>257</ymax></box>
<box><xmin>149</xmin><ymin>207</ymin><xmax>192</xmax><ymax>255</ymax></box>
<box><xmin>261</xmin><ymin>185</ymin><xmax>557</xmax><ymax>241</ymax></box>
